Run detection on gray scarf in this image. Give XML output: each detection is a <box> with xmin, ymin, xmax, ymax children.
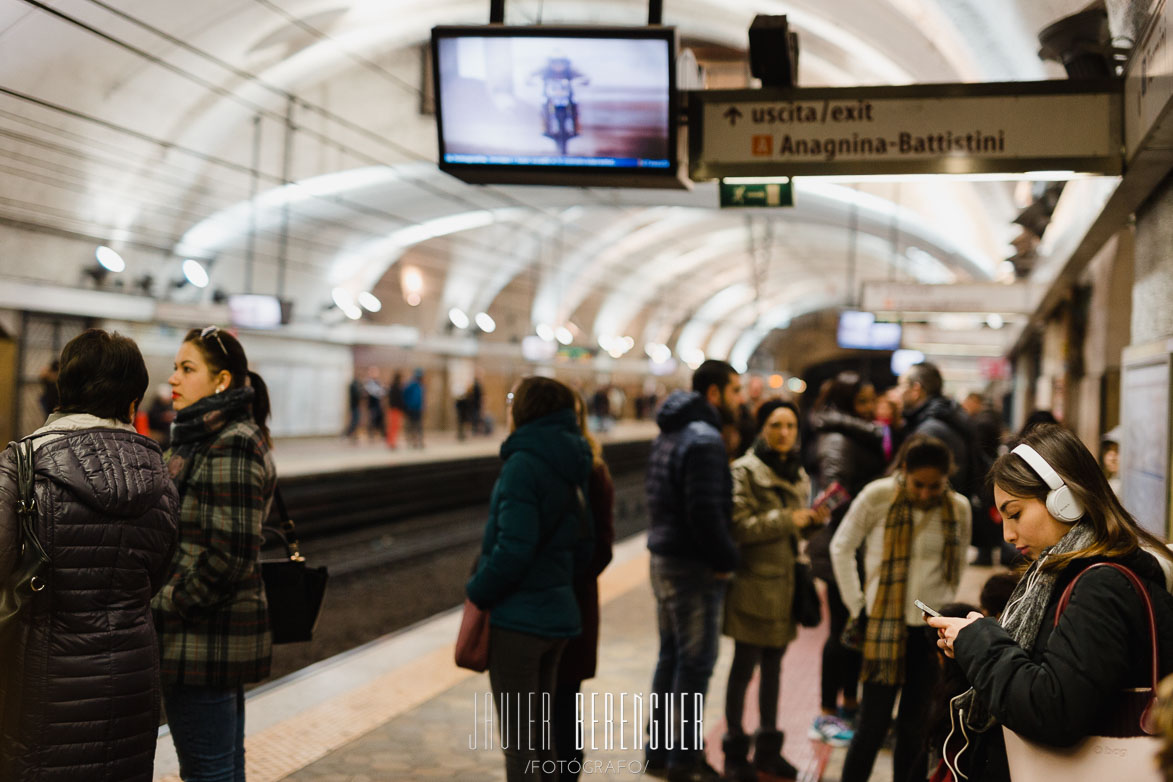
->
<box><xmin>956</xmin><ymin>519</ymin><xmax>1098</xmax><ymax>732</ymax></box>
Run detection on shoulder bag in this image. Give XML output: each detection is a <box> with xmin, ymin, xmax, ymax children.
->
<box><xmin>456</xmin><ymin>481</ymin><xmax>591</xmax><ymax>672</ymax></box>
<box><xmin>260</xmin><ymin>488</ymin><xmax>329</xmax><ymax>644</ymax></box>
<box><xmin>0</xmin><ymin>440</ymin><xmax>51</xmax><ymax>642</ymax></box>
<box><xmin>1002</xmin><ymin>562</ymin><xmax>1162</xmax><ymax>782</ymax></box>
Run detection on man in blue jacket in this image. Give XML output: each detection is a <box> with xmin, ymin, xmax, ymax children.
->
<box><xmin>645</xmin><ymin>360</ymin><xmax>742</xmax><ymax>781</ymax></box>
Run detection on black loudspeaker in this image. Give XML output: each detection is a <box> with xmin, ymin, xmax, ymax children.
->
<box><xmin>1037</xmin><ymin>7</ymin><xmax>1113</xmax><ymax>79</ymax></box>
<box><xmin>749</xmin><ymin>15</ymin><xmax>799</xmax><ymax>88</ymax></box>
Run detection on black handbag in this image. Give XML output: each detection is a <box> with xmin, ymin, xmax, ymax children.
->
<box><xmin>0</xmin><ymin>440</ymin><xmax>51</xmax><ymax>640</ymax></box>
<box><xmin>792</xmin><ymin>560</ymin><xmax>822</xmax><ymax>628</ymax></box>
<box><xmin>260</xmin><ymin>488</ymin><xmax>328</xmax><ymax>644</ymax></box>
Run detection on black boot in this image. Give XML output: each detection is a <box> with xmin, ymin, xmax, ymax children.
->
<box><xmin>721</xmin><ymin>733</ymin><xmax>757</xmax><ymax>781</ymax></box>
<box><xmin>753</xmin><ymin>730</ymin><xmax>798</xmax><ymax>780</ymax></box>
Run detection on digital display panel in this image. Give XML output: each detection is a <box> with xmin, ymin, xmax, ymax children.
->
<box><xmin>432</xmin><ymin>26</ymin><xmax>682</xmax><ymax>187</ymax></box>
<box><xmin>837</xmin><ymin>310</ymin><xmax>902</xmax><ymax>351</ymax></box>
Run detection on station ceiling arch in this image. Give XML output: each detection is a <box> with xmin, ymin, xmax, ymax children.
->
<box><xmin>0</xmin><ymin>0</ymin><xmax>1094</xmax><ymax>370</ymax></box>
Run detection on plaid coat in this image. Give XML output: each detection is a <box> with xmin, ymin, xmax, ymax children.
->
<box><xmin>152</xmin><ymin>416</ymin><xmax>276</xmax><ymax>687</ymax></box>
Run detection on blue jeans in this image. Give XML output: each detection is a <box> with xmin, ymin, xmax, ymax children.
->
<box><xmin>163</xmin><ymin>684</ymin><xmax>246</xmax><ymax>782</ymax></box>
<box><xmin>648</xmin><ymin>554</ymin><xmax>727</xmax><ymax>768</ymax></box>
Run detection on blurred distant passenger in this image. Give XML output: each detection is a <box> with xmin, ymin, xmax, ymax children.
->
<box><xmin>1018</xmin><ymin>409</ymin><xmax>1059</xmax><ymax>438</ymax></box>
<box><xmin>644</xmin><ymin>360</ymin><xmax>742</xmax><ymax>781</ymax></box>
<box><xmin>807</xmin><ymin>371</ymin><xmax>886</xmax><ymax>746</ymax></box>
<box><xmin>37</xmin><ymin>359</ymin><xmax>59</xmax><ymax>417</ymax></box>
<box><xmin>156</xmin><ymin>326</ymin><xmax>276</xmax><ymax>782</ymax></box>
<box><xmin>147</xmin><ymin>383</ymin><xmax>176</xmax><ymax>449</ymax></box>
<box><xmin>403</xmin><ymin>369</ymin><xmax>425</xmax><ymax>449</ymax></box>
<box><xmin>363</xmin><ymin>367</ymin><xmax>385</xmax><ymax>437</ymax></box>
<box><xmin>963</xmin><ymin>394</ymin><xmax>1011</xmax><ymax>566</ymax></box>
<box><xmin>831</xmin><ymin>435</ymin><xmax>970</xmax><ymax>782</ymax></box>
<box><xmin>386</xmin><ymin>371</ymin><xmax>405</xmax><ymax>449</ymax></box>
<box><xmin>898</xmin><ymin>363</ymin><xmax>976</xmax><ymax>498</ymax></box>
<box><xmin>734</xmin><ymin>375</ymin><xmax>767</xmax><ymax>458</ymax></box>
<box><xmin>553</xmin><ymin>394</ymin><xmax>616</xmax><ymax>781</ymax></box>
<box><xmin>0</xmin><ymin>330</ymin><xmax>178</xmax><ymax>782</ymax></box>
<box><xmin>590</xmin><ymin>387</ymin><xmax>612</xmax><ymax>433</ymax></box>
<box><xmin>346</xmin><ymin>373</ymin><xmax>363</xmax><ymax>438</ymax></box>
<box><xmin>874</xmin><ymin>392</ymin><xmax>899</xmax><ymax>462</ymax></box>
<box><xmin>1101</xmin><ymin>435</ymin><xmax>1122</xmax><ymax>496</ymax></box>
<box><xmin>978</xmin><ymin>571</ymin><xmax>1019</xmax><ymax>619</ymax></box>
<box><xmin>466</xmin><ymin>377</ymin><xmax>592</xmax><ymax>782</ymax></box>
<box><xmin>722</xmin><ymin>400</ymin><xmax>828</xmax><ymax>781</ymax></box>
<box><xmin>469</xmin><ymin>376</ymin><xmax>485</xmax><ymax>435</ymax></box>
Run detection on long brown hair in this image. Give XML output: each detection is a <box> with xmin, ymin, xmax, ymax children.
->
<box><xmin>989</xmin><ymin>424</ymin><xmax>1172</xmax><ymax>572</ymax></box>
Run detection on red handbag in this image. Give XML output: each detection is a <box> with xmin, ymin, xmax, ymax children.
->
<box><xmin>454</xmin><ymin>598</ymin><xmax>490</xmax><ymax>672</ymax></box>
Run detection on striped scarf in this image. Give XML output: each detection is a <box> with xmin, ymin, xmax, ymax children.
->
<box><xmin>861</xmin><ymin>480</ymin><xmax>960</xmax><ymax>686</ymax></box>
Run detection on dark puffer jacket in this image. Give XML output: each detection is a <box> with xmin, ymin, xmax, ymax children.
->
<box><xmin>952</xmin><ymin>548</ymin><xmax>1173</xmax><ymax>781</ymax></box>
<box><xmin>0</xmin><ymin>429</ymin><xmax>179</xmax><ymax>782</ymax></box>
<box><xmin>807</xmin><ymin>408</ymin><xmax>885</xmax><ymax>581</ymax></box>
<box><xmin>466</xmin><ymin>409</ymin><xmax>593</xmax><ymax>638</ymax></box>
<box><xmin>645</xmin><ymin>391</ymin><xmax>738</xmax><ymax>572</ymax></box>
<box><xmin>904</xmin><ymin>395</ymin><xmax>977</xmax><ymax>495</ymax></box>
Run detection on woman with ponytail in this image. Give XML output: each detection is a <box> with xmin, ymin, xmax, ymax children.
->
<box><xmin>154</xmin><ymin>326</ymin><xmax>276</xmax><ymax>781</ymax></box>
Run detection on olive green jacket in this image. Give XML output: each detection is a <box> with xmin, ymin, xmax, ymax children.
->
<box><xmin>722</xmin><ymin>451</ymin><xmax>810</xmax><ymax>648</ymax></box>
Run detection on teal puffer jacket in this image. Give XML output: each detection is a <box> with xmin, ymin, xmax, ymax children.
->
<box><xmin>466</xmin><ymin>409</ymin><xmax>593</xmax><ymax>638</ymax></box>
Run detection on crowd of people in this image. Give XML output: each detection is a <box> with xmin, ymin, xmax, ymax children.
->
<box><xmin>4</xmin><ymin>332</ymin><xmax>1170</xmax><ymax>782</ymax></box>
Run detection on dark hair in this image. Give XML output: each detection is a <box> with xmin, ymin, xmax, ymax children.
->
<box><xmin>1019</xmin><ymin>409</ymin><xmax>1059</xmax><ymax>437</ymax></box>
<box><xmin>892</xmin><ymin>433</ymin><xmax>955</xmax><ymax>476</ymax></box>
<box><xmin>692</xmin><ymin>359</ymin><xmax>736</xmax><ymax>397</ymax></box>
<box><xmin>815</xmin><ymin>371</ymin><xmax>871</xmax><ymax>417</ymax></box>
<box><xmin>56</xmin><ymin>329</ymin><xmax>149</xmax><ymax>423</ymax></box>
<box><xmin>755</xmin><ymin>399</ymin><xmax>799</xmax><ymax>434</ymax></box>
<box><xmin>511</xmin><ymin>376</ymin><xmax>575</xmax><ymax>429</ymax></box>
<box><xmin>905</xmin><ymin>362</ymin><xmax>943</xmax><ymax>397</ymax></box>
<box><xmin>183</xmin><ymin>327</ymin><xmax>271</xmax><ymax>445</ymax></box>
<box><xmin>989</xmin><ymin>423</ymin><xmax>1173</xmax><ymax>573</ymax></box>
<box><xmin>979</xmin><ymin>572</ymin><xmax>1019</xmax><ymax>618</ymax></box>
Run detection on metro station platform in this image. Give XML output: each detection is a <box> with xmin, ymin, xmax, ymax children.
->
<box><xmin>271</xmin><ymin>420</ymin><xmax>659</xmax><ymax>478</ymax></box>
<box><xmin>151</xmin><ymin>533</ymin><xmax>997</xmax><ymax>782</ymax></box>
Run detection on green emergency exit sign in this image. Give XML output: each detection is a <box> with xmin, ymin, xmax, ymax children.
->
<box><xmin>719</xmin><ymin>178</ymin><xmax>794</xmax><ymax>208</ymax></box>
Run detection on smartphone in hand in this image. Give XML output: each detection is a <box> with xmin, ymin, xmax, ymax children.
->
<box><xmin>813</xmin><ymin>482</ymin><xmax>850</xmax><ymax>514</ymax></box>
<box><xmin>914</xmin><ymin>599</ymin><xmax>941</xmax><ymax>618</ymax></box>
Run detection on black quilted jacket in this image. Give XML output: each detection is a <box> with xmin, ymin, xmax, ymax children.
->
<box><xmin>0</xmin><ymin>427</ymin><xmax>178</xmax><ymax>782</ymax></box>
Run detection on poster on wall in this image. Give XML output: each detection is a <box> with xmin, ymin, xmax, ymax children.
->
<box><xmin>1119</xmin><ymin>346</ymin><xmax>1172</xmax><ymax>537</ymax></box>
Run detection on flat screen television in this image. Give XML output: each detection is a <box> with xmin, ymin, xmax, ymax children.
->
<box><xmin>431</xmin><ymin>25</ymin><xmax>686</xmax><ymax>188</ymax></box>
<box><xmin>837</xmin><ymin>310</ymin><xmax>902</xmax><ymax>351</ymax></box>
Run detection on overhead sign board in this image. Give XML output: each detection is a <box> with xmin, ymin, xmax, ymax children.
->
<box><xmin>861</xmin><ymin>281</ymin><xmax>1040</xmax><ymax>314</ymax></box>
<box><xmin>689</xmin><ymin>80</ymin><xmax>1122</xmax><ymax>180</ymax></box>
<box><xmin>1124</xmin><ymin>0</ymin><xmax>1173</xmax><ymax>161</ymax></box>
<box><xmin>718</xmin><ymin>179</ymin><xmax>794</xmax><ymax>207</ymax></box>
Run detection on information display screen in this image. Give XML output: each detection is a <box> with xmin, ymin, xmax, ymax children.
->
<box><xmin>837</xmin><ymin>310</ymin><xmax>902</xmax><ymax>351</ymax></box>
<box><xmin>432</xmin><ymin>26</ymin><xmax>680</xmax><ymax>187</ymax></box>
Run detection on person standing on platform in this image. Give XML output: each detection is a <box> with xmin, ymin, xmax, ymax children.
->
<box><xmin>155</xmin><ymin>326</ymin><xmax>276</xmax><ymax>782</ymax></box>
<box><xmin>346</xmin><ymin>372</ymin><xmax>363</xmax><ymax>438</ymax></box>
<box><xmin>363</xmin><ymin>367</ymin><xmax>385</xmax><ymax>438</ymax></box>
<box><xmin>830</xmin><ymin>435</ymin><xmax>970</xmax><ymax>782</ymax></box>
<box><xmin>721</xmin><ymin>400</ymin><xmax>828</xmax><ymax>781</ymax></box>
<box><xmin>644</xmin><ymin>360</ymin><xmax>743</xmax><ymax>782</ymax></box>
<box><xmin>553</xmin><ymin>394</ymin><xmax>616</xmax><ymax>781</ymax></box>
<box><xmin>928</xmin><ymin>424</ymin><xmax>1173</xmax><ymax>782</ymax></box>
<box><xmin>386</xmin><ymin>370</ymin><xmax>405</xmax><ymax>449</ymax></box>
<box><xmin>0</xmin><ymin>330</ymin><xmax>178</xmax><ymax>782</ymax></box>
<box><xmin>466</xmin><ymin>377</ymin><xmax>592</xmax><ymax>782</ymax></box>
<box><xmin>806</xmin><ymin>371</ymin><xmax>886</xmax><ymax>746</ymax></box>
<box><xmin>403</xmin><ymin>368</ymin><xmax>425</xmax><ymax>449</ymax></box>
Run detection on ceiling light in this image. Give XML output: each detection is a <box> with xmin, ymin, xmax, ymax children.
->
<box><xmin>358</xmin><ymin>291</ymin><xmax>382</xmax><ymax>312</ymax></box>
<box><xmin>475</xmin><ymin>312</ymin><xmax>496</xmax><ymax>332</ymax></box>
<box><xmin>555</xmin><ymin>327</ymin><xmax>573</xmax><ymax>345</ymax></box>
<box><xmin>786</xmin><ymin>377</ymin><xmax>807</xmax><ymax>393</ymax></box>
<box><xmin>987</xmin><ymin>313</ymin><xmax>1005</xmax><ymax>330</ymax></box>
<box><xmin>332</xmin><ymin>288</ymin><xmax>355</xmax><ymax>310</ymax></box>
<box><xmin>401</xmin><ymin>265</ymin><xmax>424</xmax><ymax>295</ymax></box>
<box><xmin>95</xmin><ymin>246</ymin><xmax>125</xmax><ymax>273</ymax></box>
<box><xmin>342</xmin><ymin>303</ymin><xmax>362</xmax><ymax>320</ymax></box>
<box><xmin>406</xmin><ymin>292</ymin><xmax>421</xmax><ymax>306</ymax></box>
<box><xmin>182</xmin><ymin>259</ymin><xmax>210</xmax><ymax>288</ymax></box>
<box><xmin>536</xmin><ymin>324</ymin><xmax>555</xmax><ymax>342</ymax></box>
<box><xmin>448</xmin><ymin>307</ymin><xmax>470</xmax><ymax>329</ymax></box>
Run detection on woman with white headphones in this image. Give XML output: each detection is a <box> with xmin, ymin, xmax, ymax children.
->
<box><xmin>928</xmin><ymin>423</ymin><xmax>1173</xmax><ymax>781</ymax></box>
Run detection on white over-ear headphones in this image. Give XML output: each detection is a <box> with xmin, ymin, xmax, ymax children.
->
<box><xmin>1011</xmin><ymin>443</ymin><xmax>1085</xmax><ymax>523</ymax></box>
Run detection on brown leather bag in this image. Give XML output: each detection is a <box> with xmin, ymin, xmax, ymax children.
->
<box><xmin>454</xmin><ymin>598</ymin><xmax>490</xmax><ymax>672</ymax></box>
